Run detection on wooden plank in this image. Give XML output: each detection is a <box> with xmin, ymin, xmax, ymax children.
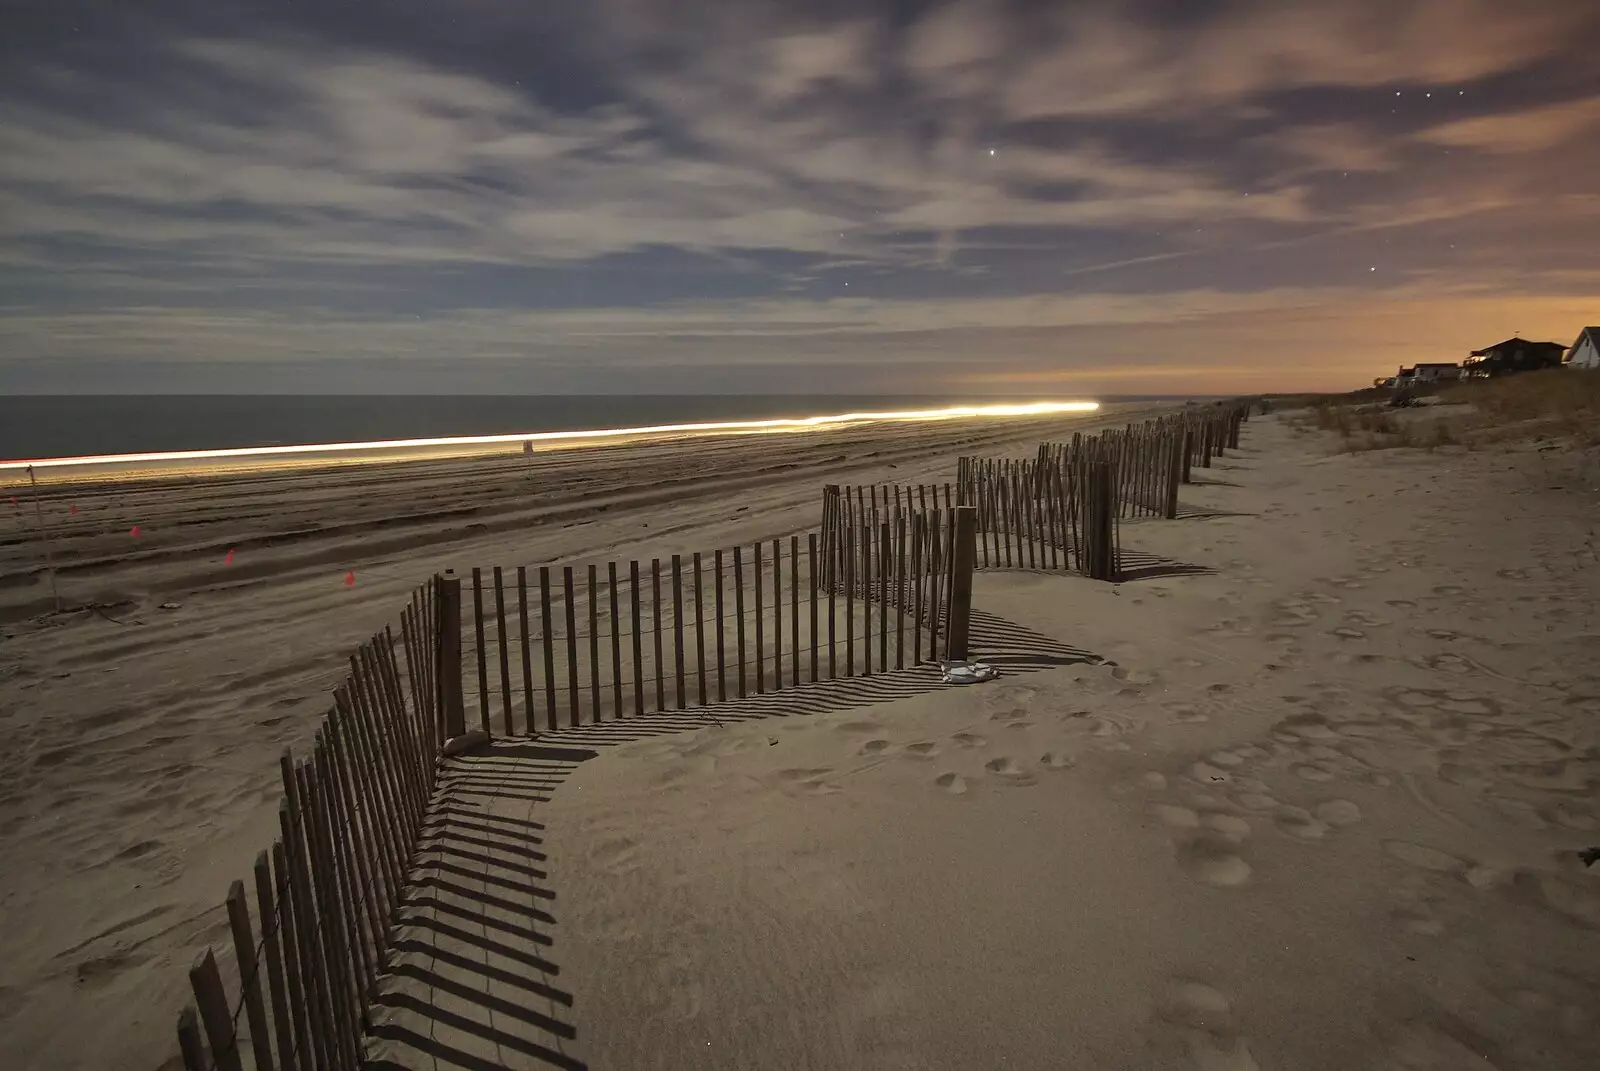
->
<box><xmin>754</xmin><ymin>541</ymin><xmax>765</xmax><ymax>694</ymax></box>
<box><xmin>928</xmin><ymin>510</ymin><xmax>944</xmax><ymax>660</ymax></box>
<box><xmin>225</xmin><ymin>880</ymin><xmax>276</xmax><ymax>1071</ymax></box>
<box><xmin>190</xmin><ymin>949</ymin><xmax>245</xmax><ymax>1071</ymax></box>
<box><xmin>630</xmin><ymin>562</ymin><xmax>644</xmax><ymax>716</ymax></box>
<box><xmin>471</xmin><ymin>567</ymin><xmax>490</xmax><ymax>734</ymax></box>
<box><xmin>652</xmin><ymin>559</ymin><xmax>665</xmax><ymax>712</ymax></box>
<box><xmin>694</xmin><ymin>553</ymin><xmax>707</xmax><ymax>705</ymax></box>
<box><xmin>588</xmin><ymin>564</ymin><xmax>602</xmax><ymax>721</ymax></box>
<box><xmin>734</xmin><ymin>546</ymin><xmax>747</xmax><ymax>698</ymax></box>
<box><xmin>518</xmin><ymin>567</ymin><xmax>534</xmax><ymax>736</ymax></box>
<box><xmin>177</xmin><ymin>1007</ymin><xmax>207</xmax><ymax>1071</ymax></box>
<box><xmin>253</xmin><ymin>850</ymin><xmax>298</xmax><ymax>1071</ymax></box>
<box><xmin>294</xmin><ymin>761</ymin><xmax>359</xmax><ymax>1067</ymax></box>
<box><xmin>563</xmin><ymin>567</ymin><xmax>579</xmax><ymax>726</ymax></box>
<box><xmin>672</xmin><ymin>555</ymin><xmax>686</xmax><ymax>710</ymax></box>
<box><xmin>493</xmin><ymin>567</ymin><xmax>513</xmax><ymax>737</ymax></box>
<box><xmin>911</xmin><ymin>513</ymin><xmax>924</xmax><ymax>664</ymax></box>
<box><xmin>844</xmin><ymin>521</ymin><xmax>855</xmax><ymax>677</ymax></box>
<box><xmin>307</xmin><ymin>741</ymin><xmax>366</xmax><ymax>1044</ymax></box>
<box><xmin>270</xmin><ymin>842</ymin><xmax>312</xmax><ymax>1071</ymax></box>
<box><xmin>946</xmin><ymin>508</ymin><xmax>978</xmax><ymax>660</ymax></box>
<box><xmin>879</xmin><ymin>522</ymin><xmax>890</xmax><ymax>671</ymax></box>
<box><xmin>714</xmin><ymin>550</ymin><xmax>727</xmax><ymax>702</ymax></box>
<box><xmin>772</xmin><ymin>539</ymin><xmax>782</xmax><ymax>690</ymax></box>
<box><xmin>790</xmin><ymin>536</ymin><xmax>801</xmax><ymax>687</ymax></box>
<box><xmin>325</xmin><ymin>713</ymin><xmax>387</xmax><ymax>971</ymax></box>
<box><xmin>807</xmin><ymin>534</ymin><xmax>819</xmax><ymax>682</ymax></box>
<box><xmin>895</xmin><ymin>513</ymin><xmax>907</xmax><ymax>669</ymax></box>
<box><xmin>609</xmin><ymin>563</ymin><xmax>623</xmax><ymax>718</ymax></box>
<box><xmin>436</xmin><ymin>572</ymin><xmax>465</xmax><ymax>741</ymax></box>
<box><xmin>334</xmin><ymin>689</ymin><xmax>402</xmax><ymax>904</ymax></box>
<box><xmin>861</xmin><ymin>523</ymin><xmax>872</xmax><ymax>676</ymax></box>
<box><xmin>312</xmin><ymin>735</ymin><xmax>376</xmax><ymax>1007</ymax></box>
<box><xmin>540</xmin><ymin>567</ymin><xmax>557</xmax><ymax>731</ymax></box>
<box><xmin>276</xmin><ymin>791</ymin><xmax>332</xmax><ymax>1071</ymax></box>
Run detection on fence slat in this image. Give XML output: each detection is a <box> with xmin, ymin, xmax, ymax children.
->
<box><xmin>177</xmin><ymin>1007</ymin><xmax>208</xmax><ymax>1071</ymax></box>
<box><xmin>754</xmin><ymin>541</ymin><xmax>765</xmax><ymax>694</ymax></box>
<box><xmin>672</xmin><ymin>555</ymin><xmax>686</xmax><ymax>710</ymax></box>
<box><xmin>630</xmin><ymin>561</ymin><xmax>645</xmax><ymax>716</ymax></box>
<box><xmin>734</xmin><ymin>546</ymin><xmax>747</xmax><ymax>698</ymax></box>
<box><xmin>714</xmin><ymin>550</ymin><xmax>727</xmax><ymax>702</ymax></box>
<box><xmin>791</xmin><ymin>536</ymin><xmax>801</xmax><ymax>687</ymax></box>
<box><xmin>253</xmin><ymin>850</ymin><xmax>298</xmax><ymax>1071</ymax></box>
<box><xmin>609</xmin><ymin>563</ymin><xmax>623</xmax><ymax>717</ymax></box>
<box><xmin>588</xmin><ymin>564</ymin><xmax>602</xmax><ymax>722</ymax></box>
<box><xmin>540</xmin><ymin>567</ymin><xmax>557</xmax><ymax>732</ymax></box>
<box><xmin>472</xmin><ymin>568</ymin><xmax>490</xmax><ymax>735</ymax></box>
<box><xmin>494</xmin><ymin>567</ymin><xmax>513</xmax><ymax>737</ymax></box>
<box><xmin>694</xmin><ymin>553</ymin><xmax>707</xmax><ymax>706</ymax></box>
<box><xmin>772</xmin><ymin>539</ymin><xmax>782</xmax><ymax>691</ymax></box>
<box><xmin>270</xmin><ymin>841</ymin><xmax>312</xmax><ymax>1071</ymax></box>
<box><xmin>189</xmin><ymin>949</ymin><xmax>245</xmax><ymax>1071</ymax></box>
<box><xmin>563</xmin><ymin>566</ymin><xmax>579</xmax><ymax>727</ymax></box>
<box><xmin>518</xmin><ymin>567</ymin><xmax>534</xmax><ymax>736</ymax></box>
<box><xmin>652</xmin><ymin>559</ymin><xmax>666</xmax><ymax>712</ymax></box>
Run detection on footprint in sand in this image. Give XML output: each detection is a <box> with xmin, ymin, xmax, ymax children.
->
<box><xmin>952</xmin><ymin>732</ymin><xmax>987</xmax><ymax>748</ymax></box>
<box><xmin>1203</xmin><ymin>814</ymin><xmax>1252</xmax><ymax>840</ymax></box>
<box><xmin>1176</xmin><ymin>834</ymin><xmax>1252</xmax><ymax>888</ymax></box>
<box><xmin>1235</xmin><ymin>792</ymin><xmax>1280</xmax><ymax>812</ymax></box>
<box><xmin>1314</xmin><ymin>799</ymin><xmax>1362</xmax><ymax>826</ymax></box>
<box><xmin>902</xmin><ymin>741</ymin><xmax>940</xmax><ymax>759</ymax></box>
<box><xmin>777</xmin><ymin>768</ymin><xmax>840</xmax><ymax>796</ymax></box>
<box><xmin>836</xmin><ymin>721</ymin><xmax>884</xmax><ymax>735</ymax></box>
<box><xmin>1292</xmin><ymin>763</ymin><xmax>1337</xmax><ymax>783</ymax></box>
<box><xmin>1331</xmin><ymin>627</ymin><xmax>1367</xmax><ymax>640</ymax></box>
<box><xmin>985</xmin><ymin>757</ymin><xmax>1036</xmax><ymax>784</ymax></box>
<box><xmin>935</xmin><ymin>772</ymin><xmax>968</xmax><ymax>795</ymax></box>
<box><xmin>858</xmin><ymin>739</ymin><xmax>893</xmax><ymax>756</ymax></box>
<box><xmin>1040</xmin><ymin>752</ymin><xmax>1075</xmax><ymax>770</ymax></box>
<box><xmin>1154</xmin><ymin>804</ymin><xmax>1201</xmax><ymax>829</ymax></box>
<box><xmin>1189</xmin><ymin>762</ymin><xmax>1234</xmax><ymax>785</ymax></box>
<box><xmin>1156</xmin><ymin>980</ymin><xmax>1261</xmax><ymax>1070</ymax></box>
<box><xmin>1274</xmin><ymin>806</ymin><xmax>1330</xmax><ymax>840</ymax></box>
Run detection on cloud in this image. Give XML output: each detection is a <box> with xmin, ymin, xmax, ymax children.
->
<box><xmin>988</xmin><ymin>0</ymin><xmax>1590</xmax><ymax>121</ymax></box>
<box><xmin>1416</xmin><ymin>97</ymin><xmax>1600</xmax><ymax>154</ymax></box>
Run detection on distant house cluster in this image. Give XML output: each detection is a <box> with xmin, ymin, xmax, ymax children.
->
<box><xmin>1373</xmin><ymin>327</ymin><xmax>1599</xmax><ymax>389</ymax></box>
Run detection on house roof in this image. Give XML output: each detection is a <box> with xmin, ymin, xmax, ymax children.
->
<box><xmin>1470</xmin><ymin>336</ymin><xmax>1565</xmax><ymax>357</ymax></box>
<box><xmin>1414</xmin><ymin>362</ymin><xmax>1459</xmax><ymax>369</ymax></box>
<box><xmin>1567</xmin><ymin>326</ymin><xmax>1600</xmax><ymax>356</ymax></box>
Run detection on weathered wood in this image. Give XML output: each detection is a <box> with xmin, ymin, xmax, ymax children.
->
<box><xmin>224</xmin><ymin>879</ymin><xmax>276</xmax><ymax>1071</ymax></box>
<box><xmin>671</xmin><ymin>555</ymin><xmax>686</xmax><ymax>710</ymax></box>
<box><xmin>540</xmin><ymin>567</ymin><xmax>557</xmax><ymax>731</ymax></box>
<box><xmin>878</xmin><ymin>522</ymin><xmax>890</xmax><ymax>671</ymax></box>
<box><xmin>772</xmin><ymin>539</ymin><xmax>783</xmax><ymax>690</ymax></box>
<box><xmin>588</xmin><ymin>565</ymin><xmax>601</xmax><ymax>721</ymax></box>
<box><xmin>826</xmin><ymin>532</ymin><xmax>837</xmax><ymax>679</ymax></box>
<box><xmin>253</xmin><ymin>850</ymin><xmax>298</xmax><ymax>1071</ymax></box>
<box><xmin>754</xmin><ymin>541</ymin><xmax>765</xmax><ymax>694</ymax></box>
<box><xmin>895</xmin><ymin>513</ymin><xmax>907</xmax><ymax>669</ymax></box>
<box><xmin>609</xmin><ymin>563</ymin><xmax>623</xmax><ymax>718</ymax></box>
<box><xmin>471</xmin><ymin>567</ymin><xmax>490</xmax><ymax>735</ymax></box>
<box><xmin>189</xmin><ymin>948</ymin><xmax>244</xmax><ymax>1071</ymax></box>
<box><xmin>436</xmin><ymin>571</ymin><xmax>465</xmax><ymax>741</ymax></box>
<box><xmin>807</xmin><ymin>534</ymin><xmax>818</xmax><ymax>682</ymax></box>
<box><xmin>563</xmin><ymin>567</ymin><xmax>579</xmax><ymax>726</ymax></box>
<box><xmin>630</xmin><ymin>561</ymin><xmax>644</xmax><ymax>716</ymax></box>
<box><xmin>324</xmin><ymin>715</ymin><xmax>386</xmax><ymax>984</ymax></box>
<box><xmin>844</xmin><ymin>521</ymin><xmax>855</xmax><ymax>676</ymax></box>
<box><xmin>693</xmin><ymin>553</ymin><xmax>707</xmax><ymax>705</ymax></box>
<box><xmin>651</xmin><ymin>559</ymin><xmax>665</xmax><ymax>712</ymax></box>
<box><xmin>734</xmin><ymin>546</ymin><xmax>747</xmax><ymax>698</ymax></box>
<box><xmin>946</xmin><ymin>507</ymin><xmax>978</xmax><ymax>661</ymax></box>
<box><xmin>270</xmin><ymin>842</ymin><xmax>312</xmax><ymax>1071</ymax></box>
<box><xmin>493</xmin><ymin>567</ymin><xmax>512</xmax><ymax>737</ymax></box>
<box><xmin>276</xmin><ymin>791</ymin><xmax>333</xmax><ymax>1071</ymax></box>
<box><xmin>713</xmin><ymin>550</ymin><xmax>726</xmax><ymax>702</ymax></box>
<box><xmin>177</xmin><ymin>1007</ymin><xmax>208</xmax><ymax>1071</ymax></box>
<box><xmin>790</xmin><ymin>536</ymin><xmax>801</xmax><ymax>687</ymax></box>
<box><xmin>295</xmin><ymin>760</ymin><xmax>359</xmax><ymax>1066</ymax></box>
<box><xmin>309</xmin><ymin>740</ymin><xmax>367</xmax><ymax>1041</ymax></box>
<box><xmin>911</xmin><ymin>513</ymin><xmax>924</xmax><ymax>664</ymax></box>
<box><xmin>517</xmin><ymin>567</ymin><xmax>534</xmax><ymax>735</ymax></box>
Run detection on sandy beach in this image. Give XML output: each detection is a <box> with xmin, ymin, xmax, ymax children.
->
<box><xmin>5</xmin><ymin>403</ymin><xmax>1600</xmax><ymax>1070</ymax></box>
<box><xmin>0</xmin><ymin>403</ymin><xmax>1147</xmax><ymax>1071</ymax></box>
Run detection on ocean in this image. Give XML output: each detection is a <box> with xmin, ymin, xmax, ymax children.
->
<box><xmin>0</xmin><ymin>394</ymin><xmax>1163</xmax><ymax>463</ymax></box>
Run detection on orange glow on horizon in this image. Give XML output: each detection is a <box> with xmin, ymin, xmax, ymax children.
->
<box><xmin>0</xmin><ymin>400</ymin><xmax>1101</xmax><ymax>472</ymax></box>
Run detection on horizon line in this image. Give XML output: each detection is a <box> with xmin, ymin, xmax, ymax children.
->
<box><xmin>1</xmin><ymin>400</ymin><xmax>1101</xmax><ymax>472</ymax></box>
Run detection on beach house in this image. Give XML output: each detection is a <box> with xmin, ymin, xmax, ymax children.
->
<box><xmin>1565</xmin><ymin>326</ymin><xmax>1600</xmax><ymax>370</ymax></box>
<box><xmin>1462</xmin><ymin>337</ymin><xmax>1567</xmax><ymax>377</ymax></box>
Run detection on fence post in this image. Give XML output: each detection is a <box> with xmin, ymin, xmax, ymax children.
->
<box><xmin>435</xmin><ymin>570</ymin><xmax>466</xmax><ymax>740</ymax></box>
<box><xmin>1087</xmin><ymin>459</ymin><xmax>1117</xmax><ymax>581</ymax></box>
<box><xmin>1164</xmin><ymin>434</ymin><xmax>1182</xmax><ymax>520</ymax></box>
<box><xmin>944</xmin><ymin>506</ymin><xmax>978</xmax><ymax>661</ymax></box>
<box><xmin>1181</xmin><ymin>429</ymin><xmax>1194</xmax><ymax>484</ymax></box>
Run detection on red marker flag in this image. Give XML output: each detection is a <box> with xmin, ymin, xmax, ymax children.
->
<box><xmin>130</xmin><ymin>525</ymin><xmax>141</xmax><ymax>537</ymax></box>
<box><xmin>224</xmin><ymin>547</ymin><xmax>236</xmax><ymax>566</ymax></box>
<box><xmin>70</xmin><ymin>505</ymin><xmax>78</xmax><ymax>515</ymax></box>
<box><xmin>343</xmin><ymin>571</ymin><xmax>356</xmax><ymax>587</ymax></box>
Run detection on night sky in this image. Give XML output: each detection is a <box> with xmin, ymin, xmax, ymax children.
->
<box><xmin>3</xmin><ymin>0</ymin><xmax>1598</xmax><ymax>395</ymax></box>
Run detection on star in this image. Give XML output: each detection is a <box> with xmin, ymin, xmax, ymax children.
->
<box><xmin>988</xmin><ymin>148</ymin><xmax>996</xmax><ymax>156</ymax></box>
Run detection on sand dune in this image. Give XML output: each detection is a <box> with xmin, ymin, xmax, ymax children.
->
<box><xmin>0</xmin><ymin>404</ymin><xmax>1153</xmax><ymax>1071</ymax></box>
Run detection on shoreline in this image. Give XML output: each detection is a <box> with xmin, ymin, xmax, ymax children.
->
<box><xmin>0</xmin><ymin>398</ymin><xmax>1102</xmax><ymax>478</ymax></box>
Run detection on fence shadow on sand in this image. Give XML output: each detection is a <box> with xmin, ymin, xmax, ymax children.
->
<box><xmin>364</xmin><ymin>608</ymin><xmax>1097</xmax><ymax>1071</ymax></box>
